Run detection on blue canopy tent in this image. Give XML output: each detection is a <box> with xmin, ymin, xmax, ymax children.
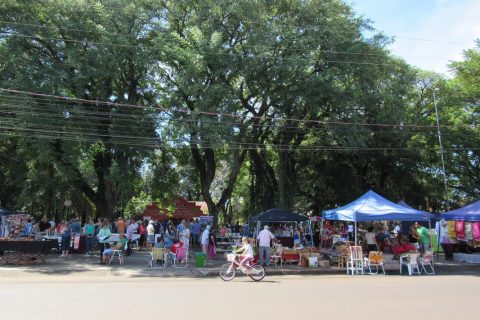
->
<box><xmin>442</xmin><ymin>200</ymin><xmax>480</xmax><ymax>222</ymax></box>
<box><xmin>251</xmin><ymin>208</ymin><xmax>309</xmax><ymax>246</ymax></box>
<box><xmin>323</xmin><ymin>190</ymin><xmax>433</xmax><ymax>244</ymax></box>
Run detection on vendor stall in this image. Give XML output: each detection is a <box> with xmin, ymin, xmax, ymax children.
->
<box><xmin>442</xmin><ymin>200</ymin><xmax>480</xmax><ymax>263</ymax></box>
<box><xmin>252</xmin><ymin>208</ymin><xmax>308</xmax><ymax>243</ymax></box>
<box><xmin>251</xmin><ymin>208</ymin><xmax>310</xmax><ymax>263</ymax></box>
<box><xmin>323</xmin><ymin>190</ymin><xmax>433</xmax><ymax>245</ymax></box>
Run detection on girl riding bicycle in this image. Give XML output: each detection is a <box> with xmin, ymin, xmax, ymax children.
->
<box><xmin>234</xmin><ymin>237</ymin><xmax>254</xmax><ymax>270</ymax></box>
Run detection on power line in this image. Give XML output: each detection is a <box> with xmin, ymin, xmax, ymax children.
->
<box><xmin>1</xmin><ymin>110</ymin><xmax>478</xmax><ymax>151</ymax></box>
<box><xmin>3</xmin><ymin>109</ymin><xmax>469</xmax><ymax>141</ymax></box>
<box><xmin>2</xmin><ymin>88</ymin><xmax>471</xmax><ymax>130</ymax></box>
<box><xmin>0</xmin><ymin>89</ymin><xmax>465</xmax><ymax>136</ymax></box>
<box><xmin>1</xmin><ymin>127</ymin><xmax>477</xmax><ymax>153</ymax></box>
<box><xmin>1</xmin><ymin>100</ymin><xmax>452</xmax><ymax>138</ymax></box>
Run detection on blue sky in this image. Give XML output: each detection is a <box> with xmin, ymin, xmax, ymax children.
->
<box><xmin>347</xmin><ymin>0</ymin><xmax>480</xmax><ymax>76</ymax></box>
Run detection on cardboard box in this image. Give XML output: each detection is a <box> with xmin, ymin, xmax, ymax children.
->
<box><xmin>319</xmin><ymin>260</ymin><xmax>330</xmax><ymax>268</ymax></box>
<box><xmin>300</xmin><ymin>256</ymin><xmax>309</xmax><ymax>267</ymax></box>
<box><xmin>308</xmin><ymin>256</ymin><xmax>318</xmax><ymax>267</ymax></box>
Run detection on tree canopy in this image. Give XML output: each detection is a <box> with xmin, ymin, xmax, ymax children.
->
<box><xmin>0</xmin><ymin>0</ymin><xmax>478</xmax><ymax>223</ymax></box>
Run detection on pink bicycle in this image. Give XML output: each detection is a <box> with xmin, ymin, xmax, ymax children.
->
<box><xmin>219</xmin><ymin>253</ymin><xmax>265</xmax><ymax>281</ymax></box>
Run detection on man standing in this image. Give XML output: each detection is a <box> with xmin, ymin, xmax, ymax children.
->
<box><xmin>190</xmin><ymin>219</ymin><xmax>201</xmax><ymax>246</ymax></box>
<box><xmin>146</xmin><ymin>220</ymin><xmax>155</xmax><ymax>245</ymax></box>
<box><xmin>415</xmin><ymin>222</ymin><xmax>430</xmax><ymax>254</ymax></box>
<box><xmin>70</xmin><ymin>217</ymin><xmax>81</xmax><ymax>235</ymax></box>
<box><xmin>177</xmin><ymin>219</ymin><xmax>186</xmax><ymax>234</ymax></box>
<box><xmin>257</xmin><ymin>225</ymin><xmax>275</xmax><ymax>267</ymax></box>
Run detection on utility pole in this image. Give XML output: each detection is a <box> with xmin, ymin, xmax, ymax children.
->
<box><xmin>432</xmin><ymin>88</ymin><xmax>449</xmax><ymax>207</ymax></box>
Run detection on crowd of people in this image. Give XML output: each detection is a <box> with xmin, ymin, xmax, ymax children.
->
<box><xmin>3</xmin><ymin>214</ymin><xmax>224</xmax><ymax>264</ymax></box>
<box><xmin>319</xmin><ymin>220</ymin><xmax>433</xmax><ymax>258</ymax></box>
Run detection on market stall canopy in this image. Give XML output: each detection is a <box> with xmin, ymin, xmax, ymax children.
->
<box><xmin>442</xmin><ymin>200</ymin><xmax>480</xmax><ymax>222</ymax></box>
<box><xmin>0</xmin><ymin>209</ymin><xmax>23</xmax><ymax>216</ymax></box>
<box><xmin>323</xmin><ymin>190</ymin><xmax>433</xmax><ymax>222</ymax></box>
<box><xmin>248</xmin><ymin>213</ymin><xmax>262</xmax><ymax>222</ymax></box>
<box><xmin>252</xmin><ymin>208</ymin><xmax>308</xmax><ymax>222</ymax></box>
<box><xmin>398</xmin><ymin>200</ymin><xmax>413</xmax><ymax>209</ymax></box>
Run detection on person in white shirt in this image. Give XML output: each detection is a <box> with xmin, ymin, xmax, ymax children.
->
<box><xmin>365</xmin><ymin>226</ymin><xmax>378</xmax><ymax>252</ymax></box>
<box><xmin>130</xmin><ymin>219</ymin><xmax>139</xmax><ymax>233</ymax></box>
<box><xmin>201</xmin><ymin>225</ymin><xmax>211</xmax><ymax>255</ymax></box>
<box><xmin>393</xmin><ymin>223</ymin><xmax>401</xmax><ymax>236</ymax></box>
<box><xmin>257</xmin><ymin>225</ymin><xmax>275</xmax><ymax>267</ymax></box>
<box><xmin>347</xmin><ymin>224</ymin><xmax>354</xmax><ymax>241</ymax></box>
<box><xmin>146</xmin><ymin>220</ymin><xmax>155</xmax><ymax>244</ymax></box>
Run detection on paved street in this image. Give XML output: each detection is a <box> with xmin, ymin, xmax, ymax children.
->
<box><xmin>1</xmin><ymin>272</ymin><xmax>478</xmax><ymax>320</ymax></box>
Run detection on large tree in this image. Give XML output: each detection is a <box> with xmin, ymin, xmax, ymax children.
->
<box><xmin>0</xmin><ymin>0</ymin><xmax>159</xmax><ymax>218</ymax></box>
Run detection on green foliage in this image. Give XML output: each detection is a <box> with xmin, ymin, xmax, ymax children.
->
<box><xmin>0</xmin><ymin>1</ymin><xmax>478</xmax><ymax>220</ymax></box>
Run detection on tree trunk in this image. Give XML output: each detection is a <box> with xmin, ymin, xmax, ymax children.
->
<box><xmin>277</xmin><ymin>149</ymin><xmax>297</xmax><ymax>210</ymax></box>
<box><xmin>191</xmin><ymin>145</ymin><xmax>247</xmax><ymax>228</ymax></box>
<box><xmin>249</xmin><ymin>149</ymin><xmax>277</xmax><ymax>211</ymax></box>
<box><xmin>44</xmin><ymin>163</ymin><xmax>55</xmax><ymax>219</ymax></box>
<box><xmin>92</xmin><ymin>151</ymin><xmax>115</xmax><ymax>219</ymax></box>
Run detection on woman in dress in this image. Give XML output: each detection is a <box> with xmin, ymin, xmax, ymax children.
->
<box><xmin>208</xmin><ymin>228</ymin><xmax>217</xmax><ymax>260</ymax></box>
<box><xmin>179</xmin><ymin>220</ymin><xmax>191</xmax><ymax>255</ymax></box>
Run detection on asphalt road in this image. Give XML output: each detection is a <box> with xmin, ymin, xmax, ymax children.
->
<box><xmin>0</xmin><ymin>273</ymin><xmax>478</xmax><ymax>320</ymax></box>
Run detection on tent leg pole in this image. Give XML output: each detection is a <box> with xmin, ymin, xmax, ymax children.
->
<box><xmin>321</xmin><ymin>220</ymin><xmax>325</xmax><ymax>248</ymax></box>
<box><xmin>310</xmin><ymin>222</ymin><xmax>314</xmax><ymax>248</ymax></box>
<box><xmin>354</xmin><ymin>220</ymin><xmax>358</xmax><ymax>246</ymax></box>
<box><xmin>428</xmin><ymin>219</ymin><xmax>435</xmax><ymax>265</ymax></box>
<box><xmin>428</xmin><ymin>219</ymin><xmax>432</xmax><ymax>252</ymax></box>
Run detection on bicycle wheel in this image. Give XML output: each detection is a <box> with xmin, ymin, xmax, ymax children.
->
<box><xmin>219</xmin><ymin>263</ymin><xmax>236</xmax><ymax>281</ymax></box>
<box><xmin>248</xmin><ymin>264</ymin><xmax>265</xmax><ymax>281</ymax></box>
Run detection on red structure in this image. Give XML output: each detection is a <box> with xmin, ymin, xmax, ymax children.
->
<box><xmin>142</xmin><ymin>202</ymin><xmax>170</xmax><ymax>221</ymax></box>
<box><xmin>173</xmin><ymin>198</ymin><xmax>205</xmax><ymax>220</ymax></box>
<box><xmin>142</xmin><ymin>198</ymin><xmax>206</xmax><ymax>221</ymax></box>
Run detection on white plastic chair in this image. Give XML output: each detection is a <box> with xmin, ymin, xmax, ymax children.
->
<box><xmin>400</xmin><ymin>252</ymin><xmax>421</xmax><ymax>275</ymax></box>
<box><xmin>149</xmin><ymin>247</ymin><xmax>167</xmax><ymax>268</ymax></box>
<box><xmin>363</xmin><ymin>251</ymin><xmax>385</xmax><ymax>275</ymax></box>
<box><xmin>346</xmin><ymin>246</ymin><xmax>364</xmax><ymax>275</ymax></box>
<box><xmin>419</xmin><ymin>251</ymin><xmax>435</xmax><ymax>275</ymax></box>
<box><xmin>269</xmin><ymin>247</ymin><xmax>283</xmax><ymax>268</ymax></box>
<box><xmin>109</xmin><ymin>241</ymin><xmax>127</xmax><ymax>265</ymax></box>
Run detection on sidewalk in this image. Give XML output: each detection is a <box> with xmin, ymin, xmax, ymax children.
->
<box><xmin>1</xmin><ymin>249</ymin><xmax>479</xmax><ymax>279</ymax></box>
